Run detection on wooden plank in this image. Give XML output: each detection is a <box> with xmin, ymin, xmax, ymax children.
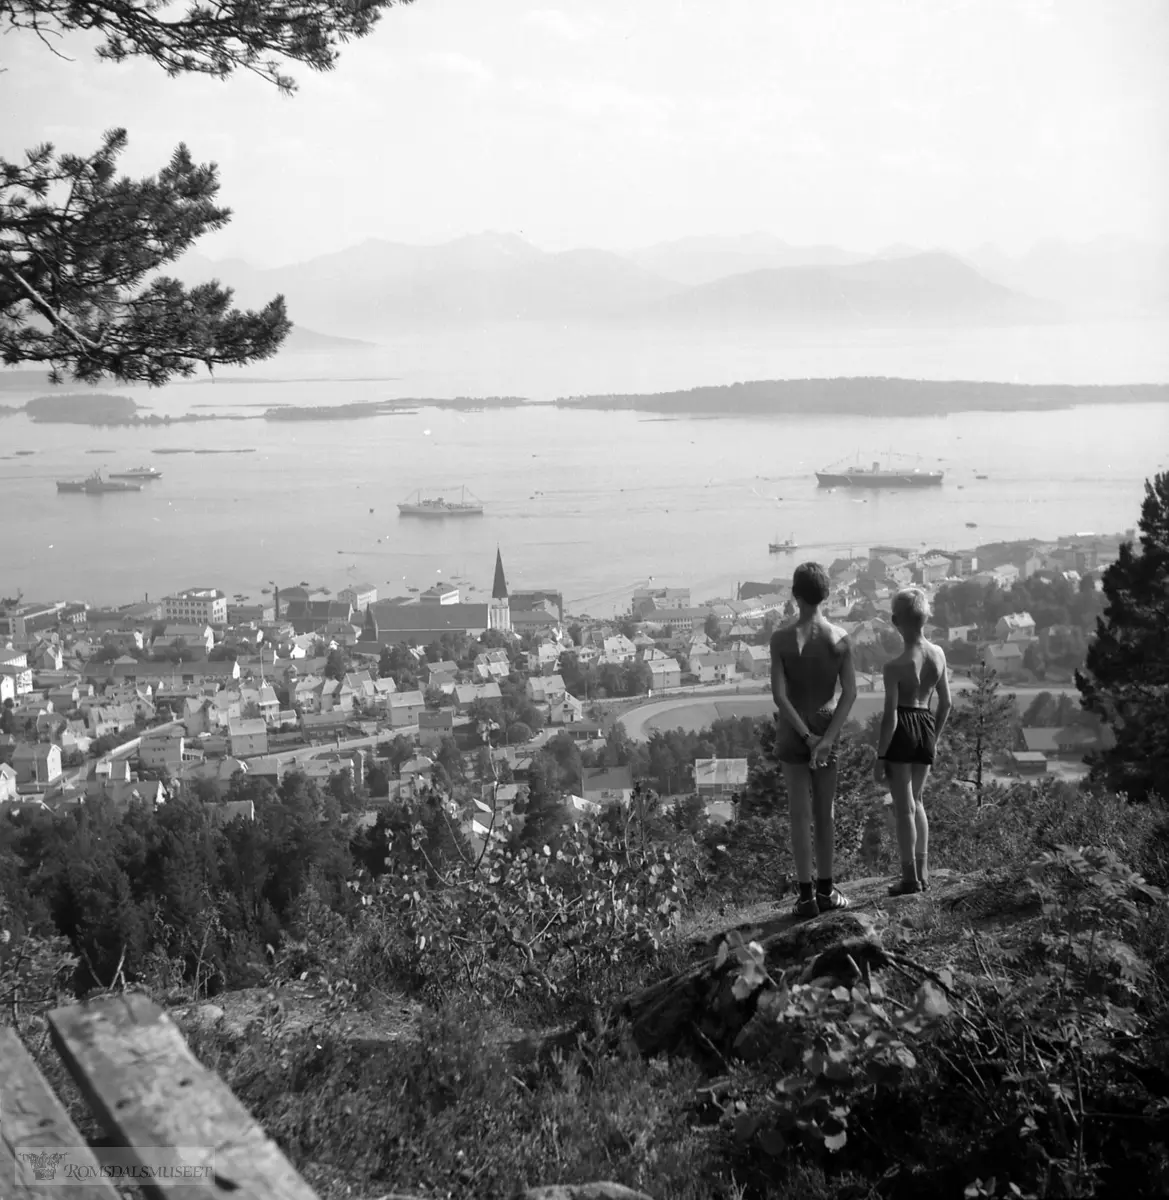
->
<box><xmin>47</xmin><ymin>995</ymin><xmax>319</xmax><ymax>1200</ymax></box>
<box><xmin>0</xmin><ymin>1026</ymin><xmax>121</xmax><ymax>1199</ymax></box>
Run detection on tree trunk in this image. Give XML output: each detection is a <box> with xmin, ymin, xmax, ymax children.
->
<box><xmin>606</xmin><ymin>909</ymin><xmax>880</xmax><ymax>1065</ymax></box>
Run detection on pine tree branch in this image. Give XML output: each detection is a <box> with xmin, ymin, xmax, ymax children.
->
<box><xmin>2</xmin><ymin>262</ymin><xmax>102</xmax><ymax>352</ymax></box>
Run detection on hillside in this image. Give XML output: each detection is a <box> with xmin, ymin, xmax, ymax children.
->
<box><xmin>966</xmin><ymin>236</ymin><xmax>1169</xmax><ymax>316</ymax></box>
<box><xmin>625</xmin><ymin>233</ymin><xmax>870</xmax><ymax>286</ymax></box>
<box><xmin>283</xmin><ymin>325</ymin><xmax>380</xmax><ymax>352</ymax></box>
<box><xmin>638</xmin><ymin>252</ymin><xmax>1054</xmax><ymax>326</ymax></box>
<box><xmin>165</xmin><ymin>235</ymin><xmax>1169</xmax><ymax>337</ymax></box>
<box><xmin>178</xmin><ymin>234</ymin><xmax>684</xmax><ymax>334</ymax></box>
<box><xmin>172</xmin><ymin>240</ymin><xmax>1056</xmax><ymax>336</ymax></box>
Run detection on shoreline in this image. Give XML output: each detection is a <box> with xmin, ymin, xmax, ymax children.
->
<box><xmin>6</xmin><ymin>377</ymin><xmax>1167</xmax><ymax>426</ymax></box>
<box><xmin>556</xmin><ymin>378</ymin><xmax>1169</xmax><ymax>416</ymax></box>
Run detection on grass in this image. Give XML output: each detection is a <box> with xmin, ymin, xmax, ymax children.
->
<box><xmin>10</xmin><ymin>777</ymin><xmax>1169</xmax><ymax>1200</ymax></box>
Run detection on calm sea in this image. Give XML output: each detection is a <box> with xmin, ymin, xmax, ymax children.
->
<box><xmin>2</xmin><ymin>319</ymin><xmax>1167</xmax><ymax>615</ymax></box>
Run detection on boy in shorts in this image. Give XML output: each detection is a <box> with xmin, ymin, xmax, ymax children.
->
<box><xmin>873</xmin><ymin>587</ymin><xmax>951</xmax><ymax>895</ymax></box>
<box><xmin>770</xmin><ymin>562</ymin><xmax>858</xmax><ymax>918</ymax></box>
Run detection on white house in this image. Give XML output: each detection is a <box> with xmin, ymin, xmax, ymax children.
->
<box><xmin>474</xmin><ymin>649</ymin><xmax>510</xmax><ymax>682</ymax></box>
<box><xmin>526</xmin><ymin>642</ymin><xmax>562</xmax><ymax>674</ymax></box>
<box><xmin>161</xmin><ymin>589</ymin><xmax>227</xmax><ymax>627</ymax></box>
<box><xmin>647</xmin><ymin>658</ymin><xmax>682</xmax><ymax>691</ymax></box>
<box><xmin>996</xmin><ymin>612</ymin><xmax>1036</xmax><ymax>642</ymax></box>
<box><xmin>453</xmin><ymin>682</ymin><xmax>503</xmax><ymax>710</ymax></box>
<box><xmin>600</xmin><ymin>635</ymin><xmax>637</xmax><ymax>664</ymax></box>
<box><xmin>227</xmin><ymin>717</ymin><xmax>269</xmax><ymax>758</ymax></box>
<box><xmin>984</xmin><ymin>642</ymin><xmax>1026</xmax><ymax>678</ymax></box>
<box><xmin>526</xmin><ymin>674</ymin><xmax>566</xmax><ymax>706</ymax></box>
<box><xmin>156</xmin><ymin>623</ymin><xmax>216</xmax><ymax>654</ymax></box>
<box><xmin>549</xmin><ymin>693</ymin><xmax>585</xmax><ymax>725</ymax></box>
<box><xmin>388</xmin><ymin>690</ymin><xmax>426</xmax><ymax>728</ymax></box>
<box><xmin>690</xmin><ymin>651</ymin><xmax>740</xmax><ymax>685</ymax></box>
<box><xmin>734</xmin><ymin>643</ymin><xmax>771</xmax><ymax>679</ymax></box>
<box><xmin>13</xmin><ymin>743</ymin><xmax>62</xmax><ymax>786</ymax></box>
<box><xmin>138</xmin><ymin>733</ymin><xmax>192</xmax><ymax>775</ymax></box>
<box><xmin>581</xmin><ymin>765</ymin><xmax>634</xmax><ymax>807</ymax></box>
<box><xmin>694</xmin><ymin>757</ymin><xmax>749</xmax><ymax>798</ymax></box>
<box><xmin>0</xmin><ymin>650</ymin><xmax>34</xmax><ymax>696</ymax></box>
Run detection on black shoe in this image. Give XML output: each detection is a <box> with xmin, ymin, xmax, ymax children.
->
<box><xmin>888</xmin><ymin>878</ymin><xmax>924</xmax><ymax>896</ymax></box>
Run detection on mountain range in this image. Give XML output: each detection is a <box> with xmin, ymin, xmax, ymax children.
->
<box><xmin>173</xmin><ymin>232</ymin><xmax>1167</xmax><ymax>340</ymax></box>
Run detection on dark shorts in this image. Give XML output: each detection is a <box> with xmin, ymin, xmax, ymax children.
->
<box><xmin>776</xmin><ymin>706</ymin><xmax>837</xmax><ymax>765</ymax></box>
<box><xmin>885</xmin><ymin>707</ymin><xmax>937</xmax><ymax>766</ymax></box>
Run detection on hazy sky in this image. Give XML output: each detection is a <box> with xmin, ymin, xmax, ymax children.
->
<box><xmin>3</xmin><ymin>0</ymin><xmax>1167</xmax><ymax>265</ymax></box>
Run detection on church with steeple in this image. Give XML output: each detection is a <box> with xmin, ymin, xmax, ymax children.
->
<box><xmin>488</xmin><ymin>547</ymin><xmax>511</xmax><ymax>633</ymax></box>
<box><xmin>360</xmin><ymin>548</ymin><xmax>514</xmax><ymax>646</ymax></box>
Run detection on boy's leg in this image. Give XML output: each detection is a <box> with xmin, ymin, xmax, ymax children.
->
<box><xmin>781</xmin><ymin>763</ymin><xmax>817</xmax><ymax>912</ymax></box>
<box><xmin>887</xmin><ymin>762</ymin><xmax>919</xmax><ymax>891</ymax></box>
<box><xmin>810</xmin><ymin>761</ymin><xmax>839</xmax><ymax>887</ymax></box>
<box><xmin>910</xmin><ymin>763</ymin><xmax>931</xmax><ymax>886</ymax></box>
<box><xmin>811</xmin><ymin>761</ymin><xmax>849</xmax><ymax>908</ymax></box>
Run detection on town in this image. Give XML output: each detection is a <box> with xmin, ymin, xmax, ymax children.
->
<box><xmin>0</xmin><ymin>525</ymin><xmax>1128</xmax><ymax>843</ymax></box>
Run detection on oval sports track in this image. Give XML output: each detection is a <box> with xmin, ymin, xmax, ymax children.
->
<box><xmin>617</xmin><ymin>684</ymin><xmax>1078</xmax><ymax>742</ymax></box>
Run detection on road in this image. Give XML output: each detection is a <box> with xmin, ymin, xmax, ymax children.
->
<box><xmin>617</xmin><ymin>680</ymin><xmax>1079</xmax><ymax>742</ymax></box>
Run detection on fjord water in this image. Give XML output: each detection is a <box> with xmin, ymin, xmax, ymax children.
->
<box><xmin>2</xmin><ymin>319</ymin><xmax>1168</xmax><ymax>613</ymax></box>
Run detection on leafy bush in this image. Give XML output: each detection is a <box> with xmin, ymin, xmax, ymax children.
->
<box><xmin>714</xmin><ymin>843</ymin><xmax>1169</xmax><ymax>1198</ymax></box>
<box><xmin>344</xmin><ymin>811</ymin><xmax>706</xmax><ymax>1022</ymax></box>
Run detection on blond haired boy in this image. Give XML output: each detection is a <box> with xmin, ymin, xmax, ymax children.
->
<box><xmin>873</xmin><ymin>587</ymin><xmax>951</xmax><ymax>894</ymax></box>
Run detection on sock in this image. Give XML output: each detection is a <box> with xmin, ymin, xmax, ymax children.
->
<box><xmin>798</xmin><ymin>881</ymin><xmax>815</xmax><ymax>903</ymax></box>
<box><xmin>901</xmin><ymin>861</ymin><xmax>918</xmax><ymax>886</ymax></box>
<box><xmin>816</xmin><ymin>877</ymin><xmax>833</xmax><ymax>897</ymax></box>
<box><xmin>915</xmin><ymin>855</ymin><xmax>928</xmax><ymax>885</ymax></box>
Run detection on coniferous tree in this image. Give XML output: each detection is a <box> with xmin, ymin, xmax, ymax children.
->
<box><xmin>1077</xmin><ymin>472</ymin><xmax>1169</xmax><ymax>802</ymax></box>
<box><xmin>943</xmin><ymin>663</ymin><xmax>1018</xmax><ymax>802</ymax></box>
<box><xmin>2</xmin><ymin>2</ymin><xmax>412</xmax><ymax>384</ymax></box>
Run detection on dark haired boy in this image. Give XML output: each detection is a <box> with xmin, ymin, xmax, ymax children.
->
<box><xmin>873</xmin><ymin>587</ymin><xmax>952</xmax><ymax>894</ymax></box>
<box><xmin>770</xmin><ymin>561</ymin><xmax>858</xmax><ymax>919</ymax></box>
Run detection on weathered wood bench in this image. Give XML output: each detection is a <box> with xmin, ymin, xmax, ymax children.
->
<box><xmin>0</xmin><ymin>993</ymin><xmax>320</xmax><ymax>1199</ymax></box>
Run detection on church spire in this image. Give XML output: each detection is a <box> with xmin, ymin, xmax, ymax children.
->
<box><xmin>492</xmin><ymin>548</ymin><xmax>508</xmax><ymax>600</ymax></box>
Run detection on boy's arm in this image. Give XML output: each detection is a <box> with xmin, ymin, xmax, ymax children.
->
<box><xmin>818</xmin><ymin>636</ymin><xmax>858</xmax><ymax>748</ymax></box>
<box><xmin>875</xmin><ymin>662</ymin><xmax>899</xmax><ymax>757</ymax></box>
<box><xmin>771</xmin><ymin>644</ymin><xmax>814</xmax><ymax>741</ymax></box>
<box><xmin>934</xmin><ymin>650</ymin><xmax>952</xmax><ymax>739</ymax></box>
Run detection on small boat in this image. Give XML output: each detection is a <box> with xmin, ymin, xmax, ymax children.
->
<box><xmin>108</xmin><ymin>465</ymin><xmax>162</xmax><ymax>480</ymax></box>
<box><xmin>56</xmin><ymin>470</ymin><xmax>142</xmax><ymax>494</ymax></box>
<box><xmin>769</xmin><ymin>533</ymin><xmax>799</xmax><ymax>554</ymax></box>
<box><xmin>14</xmin><ymin>450</ymin><xmax>35</xmax><ymax>456</ymax></box>
<box><xmin>975</xmin><ymin>474</ymin><xmax>988</xmax><ymax>480</ymax></box>
<box><xmin>261</xmin><ymin>588</ymin><xmax>271</xmax><ymax>594</ymax></box>
<box><xmin>966</xmin><ymin>522</ymin><xmax>978</xmax><ymax>528</ymax></box>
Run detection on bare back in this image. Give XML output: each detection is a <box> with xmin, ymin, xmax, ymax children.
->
<box><xmin>886</xmin><ymin>639</ymin><xmax>946</xmax><ymax>708</ymax></box>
